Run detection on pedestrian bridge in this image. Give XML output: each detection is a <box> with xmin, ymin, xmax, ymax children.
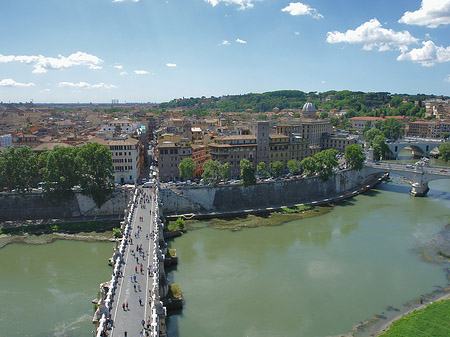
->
<box><xmin>365</xmin><ymin>159</ymin><xmax>450</xmax><ymax>196</ymax></box>
<box><xmin>93</xmin><ymin>185</ymin><xmax>169</xmax><ymax>337</ymax></box>
<box><xmin>387</xmin><ymin>137</ymin><xmax>446</xmax><ymax>159</ymax></box>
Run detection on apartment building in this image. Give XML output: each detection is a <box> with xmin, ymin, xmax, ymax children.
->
<box><xmin>209</xmin><ymin>135</ymin><xmax>257</xmax><ymax>177</ymax></box>
<box><xmin>249</xmin><ymin>121</ymin><xmax>270</xmax><ymax>165</ymax></box>
<box><xmin>92</xmin><ymin>135</ymin><xmax>143</xmax><ymax>184</ymax></box>
<box><xmin>321</xmin><ymin>133</ymin><xmax>358</xmax><ymax>153</ymax></box>
<box><xmin>191</xmin><ymin>144</ymin><xmax>208</xmax><ymax>178</ymax></box>
<box><xmin>268</xmin><ymin>134</ymin><xmax>290</xmax><ymax>166</ymax></box>
<box><xmin>157</xmin><ymin>142</ymin><xmax>192</xmax><ymax>181</ymax></box>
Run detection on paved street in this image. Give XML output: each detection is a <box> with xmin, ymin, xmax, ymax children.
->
<box><xmin>109</xmin><ymin>187</ymin><xmax>158</xmax><ymax>337</ymax></box>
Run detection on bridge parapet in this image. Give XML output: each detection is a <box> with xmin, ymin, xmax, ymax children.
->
<box><xmin>387</xmin><ymin>138</ymin><xmax>446</xmax><ymax>159</ymax></box>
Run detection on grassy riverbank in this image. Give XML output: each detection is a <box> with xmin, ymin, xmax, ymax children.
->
<box><xmin>378</xmin><ymin>298</ymin><xmax>450</xmax><ymax>337</ymax></box>
<box><xmin>0</xmin><ymin>220</ymin><xmax>119</xmax><ymax>249</ymax></box>
<box><xmin>168</xmin><ymin>205</ymin><xmax>332</xmax><ymax>231</ymax></box>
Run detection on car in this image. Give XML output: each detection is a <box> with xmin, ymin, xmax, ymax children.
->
<box><xmin>406</xmin><ymin>164</ymin><xmax>414</xmax><ymax>169</ymax></box>
<box><xmin>143</xmin><ymin>181</ymin><xmax>154</xmax><ymax>188</ymax></box>
<box><xmin>142</xmin><ymin>178</ymin><xmax>147</xmax><ymax>184</ymax></box>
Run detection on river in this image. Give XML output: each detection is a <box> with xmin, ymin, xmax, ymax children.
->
<box><xmin>0</xmin><ymin>240</ymin><xmax>113</xmax><ymax>337</ymax></box>
<box><xmin>166</xmin><ymin>176</ymin><xmax>450</xmax><ymax>337</ymax></box>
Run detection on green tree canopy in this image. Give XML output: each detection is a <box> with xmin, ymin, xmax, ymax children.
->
<box><xmin>364</xmin><ymin>127</ymin><xmax>384</xmax><ymax>143</ymax></box>
<box><xmin>202</xmin><ymin>160</ymin><xmax>221</xmax><ymax>186</ymax></box>
<box><xmin>178</xmin><ymin>158</ymin><xmax>195</xmax><ymax>180</ymax></box>
<box><xmin>373</xmin><ymin>135</ymin><xmax>389</xmax><ymax>161</ymax></box>
<box><xmin>381</xmin><ymin>118</ymin><xmax>404</xmax><ymax>140</ymax></box>
<box><xmin>219</xmin><ymin>162</ymin><xmax>230</xmax><ymax>181</ymax></box>
<box><xmin>287</xmin><ymin>159</ymin><xmax>300</xmax><ymax>174</ymax></box>
<box><xmin>75</xmin><ymin>143</ymin><xmax>114</xmax><ymax>207</ymax></box>
<box><xmin>345</xmin><ymin>144</ymin><xmax>365</xmax><ymax>170</ymax></box>
<box><xmin>269</xmin><ymin>161</ymin><xmax>284</xmax><ymax>177</ymax></box>
<box><xmin>301</xmin><ymin>157</ymin><xmax>316</xmax><ymax>177</ymax></box>
<box><xmin>41</xmin><ymin>146</ymin><xmax>80</xmax><ymax>201</ymax></box>
<box><xmin>439</xmin><ymin>143</ymin><xmax>450</xmax><ymax>162</ymax></box>
<box><xmin>0</xmin><ymin>146</ymin><xmax>39</xmax><ymax>193</ymax></box>
<box><xmin>257</xmin><ymin>162</ymin><xmax>268</xmax><ymax>178</ymax></box>
<box><xmin>240</xmin><ymin>159</ymin><xmax>256</xmax><ymax>186</ymax></box>
<box><xmin>314</xmin><ymin>149</ymin><xmax>339</xmax><ymax>181</ymax></box>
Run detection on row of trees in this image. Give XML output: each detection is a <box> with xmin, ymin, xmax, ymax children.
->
<box><xmin>0</xmin><ymin>144</ymin><xmax>114</xmax><ymax>206</ymax></box>
<box><xmin>178</xmin><ymin>144</ymin><xmax>365</xmax><ymax>186</ymax></box>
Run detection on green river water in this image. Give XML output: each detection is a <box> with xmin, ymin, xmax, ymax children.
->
<box><xmin>0</xmin><ymin>159</ymin><xmax>449</xmax><ymax>337</ymax></box>
<box><xmin>0</xmin><ymin>240</ymin><xmax>113</xmax><ymax>337</ymax></box>
<box><xmin>166</xmin><ymin>177</ymin><xmax>450</xmax><ymax>337</ymax></box>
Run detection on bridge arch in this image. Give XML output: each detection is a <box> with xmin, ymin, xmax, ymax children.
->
<box><xmin>388</xmin><ymin>142</ymin><xmax>434</xmax><ymax>159</ymax></box>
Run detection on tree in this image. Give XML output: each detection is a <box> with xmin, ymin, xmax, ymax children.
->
<box><xmin>75</xmin><ymin>143</ymin><xmax>114</xmax><ymax>207</ymax></box>
<box><xmin>364</xmin><ymin>128</ymin><xmax>384</xmax><ymax>143</ymax></box>
<box><xmin>257</xmin><ymin>162</ymin><xmax>268</xmax><ymax>178</ymax></box>
<box><xmin>301</xmin><ymin>157</ymin><xmax>316</xmax><ymax>177</ymax></box>
<box><xmin>269</xmin><ymin>161</ymin><xmax>284</xmax><ymax>177</ymax></box>
<box><xmin>382</xmin><ymin>118</ymin><xmax>404</xmax><ymax>140</ymax></box>
<box><xmin>373</xmin><ymin>135</ymin><xmax>389</xmax><ymax>161</ymax></box>
<box><xmin>390</xmin><ymin>96</ymin><xmax>403</xmax><ymax>108</ymax></box>
<box><xmin>219</xmin><ymin>163</ymin><xmax>230</xmax><ymax>181</ymax></box>
<box><xmin>314</xmin><ymin>149</ymin><xmax>339</xmax><ymax>181</ymax></box>
<box><xmin>345</xmin><ymin>144</ymin><xmax>365</xmax><ymax>170</ymax></box>
<box><xmin>439</xmin><ymin>143</ymin><xmax>450</xmax><ymax>162</ymax></box>
<box><xmin>287</xmin><ymin>159</ymin><xmax>300</xmax><ymax>174</ymax></box>
<box><xmin>40</xmin><ymin>146</ymin><xmax>80</xmax><ymax>201</ymax></box>
<box><xmin>202</xmin><ymin>160</ymin><xmax>221</xmax><ymax>186</ymax></box>
<box><xmin>0</xmin><ymin>146</ymin><xmax>39</xmax><ymax>193</ymax></box>
<box><xmin>240</xmin><ymin>159</ymin><xmax>256</xmax><ymax>186</ymax></box>
<box><xmin>319</xmin><ymin>111</ymin><xmax>329</xmax><ymax>119</ymax></box>
<box><xmin>178</xmin><ymin>158</ymin><xmax>195</xmax><ymax>180</ymax></box>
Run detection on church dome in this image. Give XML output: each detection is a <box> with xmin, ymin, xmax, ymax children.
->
<box><xmin>302</xmin><ymin>101</ymin><xmax>317</xmax><ymax>112</ymax></box>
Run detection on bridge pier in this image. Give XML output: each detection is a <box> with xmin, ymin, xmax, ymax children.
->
<box><xmin>410</xmin><ymin>182</ymin><xmax>429</xmax><ymax>197</ymax></box>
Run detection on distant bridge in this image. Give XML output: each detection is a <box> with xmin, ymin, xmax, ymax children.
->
<box><xmin>387</xmin><ymin>137</ymin><xmax>446</xmax><ymax>159</ymax></box>
<box><xmin>365</xmin><ymin>160</ymin><xmax>450</xmax><ymax>196</ymax></box>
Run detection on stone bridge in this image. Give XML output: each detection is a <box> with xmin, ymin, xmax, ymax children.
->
<box><xmin>93</xmin><ymin>185</ymin><xmax>169</xmax><ymax>337</ymax></box>
<box><xmin>365</xmin><ymin>159</ymin><xmax>450</xmax><ymax>196</ymax></box>
<box><xmin>387</xmin><ymin>137</ymin><xmax>446</xmax><ymax>159</ymax></box>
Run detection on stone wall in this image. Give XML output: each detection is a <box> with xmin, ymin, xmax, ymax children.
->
<box><xmin>160</xmin><ymin>168</ymin><xmax>379</xmax><ymax>215</ymax></box>
<box><xmin>0</xmin><ymin>188</ymin><xmax>133</xmax><ymax>222</ymax></box>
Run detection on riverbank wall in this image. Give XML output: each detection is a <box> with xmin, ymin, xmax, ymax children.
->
<box><xmin>0</xmin><ymin>188</ymin><xmax>133</xmax><ymax>222</ymax></box>
<box><xmin>160</xmin><ymin>168</ymin><xmax>383</xmax><ymax>216</ymax></box>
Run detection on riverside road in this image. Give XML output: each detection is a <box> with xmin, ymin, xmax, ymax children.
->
<box><xmin>109</xmin><ymin>187</ymin><xmax>158</xmax><ymax>337</ymax></box>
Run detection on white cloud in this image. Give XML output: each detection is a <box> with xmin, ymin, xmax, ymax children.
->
<box><xmin>58</xmin><ymin>81</ymin><xmax>117</xmax><ymax>89</ymax></box>
<box><xmin>236</xmin><ymin>38</ymin><xmax>247</xmax><ymax>44</ymax></box>
<box><xmin>321</xmin><ymin>80</ymin><xmax>326</xmax><ymax>84</ymax></box>
<box><xmin>326</xmin><ymin>18</ymin><xmax>418</xmax><ymax>51</ymax></box>
<box><xmin>281</xmin><ymin>2</ymin><xmax>323</xmax><ymax>19</ymax></box>
<box><xmin>134</xmin><ymin>70</ymin><xmax>149</xmax><ymax>75</ymax></box>
<box><xmin>120</xmin><ymin>71</ymin><xmax>128</xmax><ymax>76</ymax></box>
<box><xmin>295</xmin><ymin>31</ymin><xmax>301</xmax><ymax>35</ymax></box>
<box><xmin>0</xmin><ymin>51</ymin><xmax>103</xmax><ymax>74</ymax></box>
<box><xmin>0</xmin><ymin>78</ymin><xmax>35</xmax><ymax>87</ymax></box>
<box><xmin>397</xmin><ymin>40</ymin><xmax>450</xmax><ymax>67</ymax></box>
<box><xmin>166</xmin><ymin>63</ymin><xmax>177</xmax><ymax>67</ymax></box>
<box><xmin>399</xmin><ymin>0</ymin><xmax>450</xmax><ymax>28</ymax></box>
<box><xmin>445</xmin><ymin>74</ymin><xmax>450</xmax><ymax>82</ymax></box>
<box><xmin>221</xmin><ymin>40</ymin><xmax>230</xmax><ymax>45</ymax></box>
<box><xmin>113</xmin><ymin>65</ymin><xmax>123</xmax><ymax>69</ymax></box>
<box><xmin>205</xmin><ymin>0</ymin><xmax>257</xmax><ymax>10</ymax></box>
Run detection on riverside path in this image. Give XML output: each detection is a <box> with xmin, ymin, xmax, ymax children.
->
<box><xmin>95</xmin><ymin>185</ymin><xmax>167</xmax><ymax>337</ymax></box>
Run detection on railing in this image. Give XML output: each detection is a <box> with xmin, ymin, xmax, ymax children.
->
<box><xmin>96</xmin><ymin>188</ymin><xmax>139</xmax><ymax>337</ymax></box>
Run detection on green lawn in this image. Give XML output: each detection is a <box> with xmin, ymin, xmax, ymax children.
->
<box><xmin>379</xmin><ymin>299</ymin><xmax>450</xmax><ymax>337</ymax></box>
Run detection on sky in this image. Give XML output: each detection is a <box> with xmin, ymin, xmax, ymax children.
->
<box><xmin>0</xmin><ymin>0</ymin><xmax>450</xmax><ymax>103</ymax></box>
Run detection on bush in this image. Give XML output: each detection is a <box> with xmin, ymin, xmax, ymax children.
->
<box><xmin>170</xmin><ymin>283</ymin><xmax>183</xmax><ymax>299</ymax></box>
<box><xmin>112</xmin><ymin>227</ymin><xmax>122</xmax><ymax>238</ymax></box>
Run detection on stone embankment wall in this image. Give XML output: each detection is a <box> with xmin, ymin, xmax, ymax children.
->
<box><xmin>0</xmin><ymin>188</ymin><xmax>133</xmax><ymax>222</ymax></box>
<box><xmin>160</xmin><ymin>168</ymin><xmax>380</xmax><ymax>215</ymax></box>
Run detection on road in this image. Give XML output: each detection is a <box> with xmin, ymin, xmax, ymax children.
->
<box><xmin>109</xmin><ymin>187</ymin><xmax>158</xmax><ymax>337</ymax></box>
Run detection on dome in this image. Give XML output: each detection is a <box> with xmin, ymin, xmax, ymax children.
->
<box><xmin>302</xmin><ymin>101</ymin><xmax>317</xmax><ymax>112</ymax></box>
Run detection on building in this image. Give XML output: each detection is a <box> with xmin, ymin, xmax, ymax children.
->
<box><xmin>321</xmin><ymin>133</ymin><xmax>358</xmax><ymax>153</ymax></box>
<box><xmin>249</xmin><ymin>121</ymin><xmax>270</xmax><ymax>165</ymax></box>
<box><xmin>425</xmin><ymin>99</ymin><xmax>450</xmax><ymax>119</ymax></box>
<box><xmin>0</xmin><ymin>134</ymin><xmax>12</xmax><ymax>148</ymax></box>
<box><xmin>191</xmin><ymin>144</ymin><xmax>208</xmax><ymax>178</ymax></box>
<box><xmin>406</xmin><ymin>119</ymin><xmax>450</xmax><ymax>138</ymax></box>
<box><xmin>349</xmin><ymin>116</ymin><xmax>405</xmax><ymax>133</ymax></box>
<box><xmin>268</xmin><ymin>134</ymin><xmax>290</xmax><ymax>166</ymax></box>
<box><xmin>209</xmin><ymin>135</ymin><xmax>257</xmax><ymax>177</ymax></box>
<box><xmin>91</xmin><ymin>135</ymin><xmax>143</xmax><ymax>184</ymax></box>
<box><xmin>157</xmin><ymin>142</ymin><xmax>192</xmax><ymax>181</ymax></box>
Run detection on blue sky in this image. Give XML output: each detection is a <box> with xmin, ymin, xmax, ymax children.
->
<box><xmin>0</xmin><ymin>0</ymin><xmax>449</xmax><ymax>103</ymax></box>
